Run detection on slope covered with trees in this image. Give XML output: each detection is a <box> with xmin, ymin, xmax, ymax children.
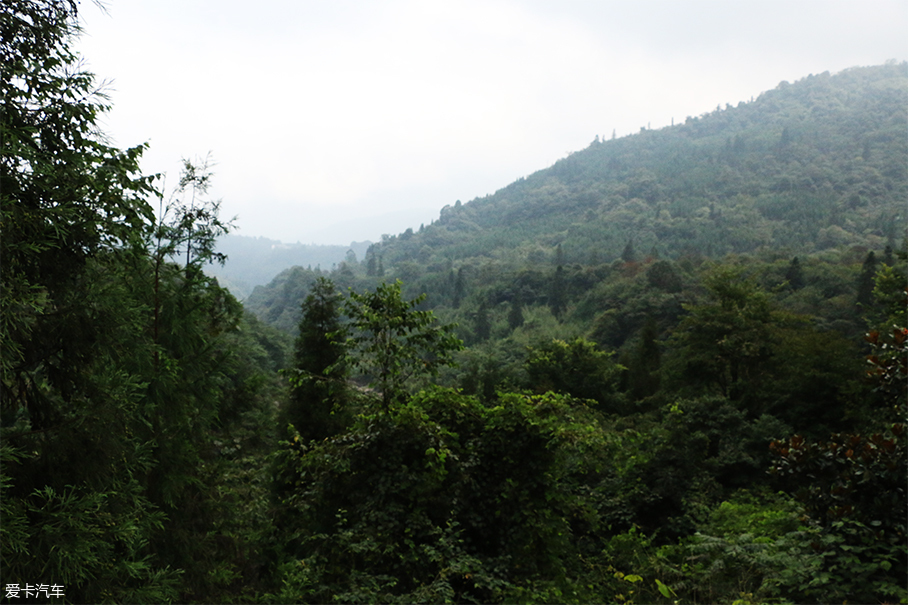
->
<box><xmin>246</xmin><ymin>62</ymin><xmax>906</xmax><ymax>332</ymax></box>
<box><xmin>248</xmin><ymin>61</ymin><xmax>907</xmax><ymax>604</ymax></box>
<box><xmin>263</xmin><ymin>263</ymin><xmax>906</xmax><ymax>603</ymax></box>
<box><xmin>391</xmin><ymin>61</ymin><xmax>905</xmax><ymax>267</ymax></box>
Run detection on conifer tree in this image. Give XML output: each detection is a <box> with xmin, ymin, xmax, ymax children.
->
<box><xmin>508</xmin><ymin>294</ymin><xmax>525</xmax><ymax>330</ymax></box>
<box><xmin>549</xmin><ymin>265</ymin><xmax>566</xmax><ymax>317</ymax></box>
<box><xmin>452</xmin><ymin>267</ymin><xmax>466</xmax><ymax>308</ymax></box>
<box><xmin>622</xmin><ymin>239</ymin><xmax>637</xmax><ymax>263</ymax></box>
<box><xmin>627</xmin><ymin>317</ymin><xmax>662</xmax><ymax>401</ymax></box>
<box><xmin>366</xmin><ymin>245</ymin><xmax>378</xmax><ymax>276</ymax></box>
<box><xmin>856</xmin><ymin>251</ymin><xmax>878</xmax><ymax>306</ymax></box>
<box><xmin>785</xmin><ymin>256</ymin><xmax>805</xmax><ymax>290</ymax></box>
<box><xmin>284</xmin><ymin>277</ymin><xmax>349</xmax><ymax>442</ymax></box>
<box><xmin>474</xmin><ymin>301</ymin><xmax>492</xmax><ymax>342</ymax></box>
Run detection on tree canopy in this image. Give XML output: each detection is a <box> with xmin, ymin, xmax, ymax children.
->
<box><xmin>3</xmin><ymin>5</ymin><xmax>905</xmax><ymax>601</ymax></box>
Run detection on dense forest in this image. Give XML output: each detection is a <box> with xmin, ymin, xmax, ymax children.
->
<box><xmin>2</xmin><ymin>2</ymin><xmax>906</xmax><ymax>604</ymax></box>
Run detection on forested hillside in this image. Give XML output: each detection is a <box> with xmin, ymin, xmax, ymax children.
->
<box><xmin>398</xmin><ymin>61</ymin><xmax>905</xmax><ymax>264</ymax></box>
<box><xmin>246</xmin><ymin>62</ymin><xmax>908</xmax><ymax>603</ymax></box>
<box><xmin>247</xmin><ymin>61</ymin><xmax>906</xmax><ymax>332</ymax></box>
<box><xmin>2</xmin><ymin>2</ymin><xmax>905</xmax><ymax>603</ymax></box>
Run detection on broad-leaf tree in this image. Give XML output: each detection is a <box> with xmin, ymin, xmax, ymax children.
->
<box><xmin>341</xmin><ymin>280</ymin><xmax>462</xmax><ymax>411</ymax></box>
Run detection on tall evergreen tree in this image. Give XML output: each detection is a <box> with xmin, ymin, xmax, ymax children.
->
<box><xmin>622</xmin><ymin>239</ymin><xmax>637</xmax><ymax>263</ymax></box>
<box><xmin>284</xmin><ymin>277</ymin><xmax>349</xmax><ymax>442</ymax></box>
<box><xmin>508</xmin><ymin>293</ymin><xmax>525</xmax><ymax>330</ymax></box>
<box><xmin>856</xmin><ymin>251</ymin><xmax>878</xmax><ymax>307</ymax></box>
<box><xmin>366</xmin><ymin>245</ymin><xmax>378</xmax><ymax>276</ymax></box>
<box><xmin>882</xmin><ymin>245</ymin><xmax>894</xmax><ymax>268</ymax></box>
<box><xmin>785</xmin><ymin>256</ymin><xmax>805</xmax><ymax>290</ymax></box>
<box><xmin>452</xmin><ymin>267</ymin><xmax>466</xmax><ymax>308</ymax></box>
<box><xmin>474</xmin><ymin>301</ymin><xmax>492</xmax><ymax>342</ymax></box>
<box><xmin>627</xmin><ymin>316</ymin><xmax>662</xmax><ymax>401</ymax></box>
<box><xmin>549</xmin><ymin>265</ymin><xmax>566</xmax><ymax>317</ymax></box>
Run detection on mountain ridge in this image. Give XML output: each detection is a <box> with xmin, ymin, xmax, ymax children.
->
<box><xmin>245</xmin><ymin>62</ymin><xmax>907</xmax><ymax>333</ymax></box>
<box><xmin>395</xmin><ymin>62</ymin><xmax>906</xmax><ymax>263</ymax></box>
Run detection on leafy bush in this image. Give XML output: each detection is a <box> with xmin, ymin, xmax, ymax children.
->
<box><xmin>271</xmin><ymin>388</ymin><xmax>624</xmax><ymax>603</ymax></box>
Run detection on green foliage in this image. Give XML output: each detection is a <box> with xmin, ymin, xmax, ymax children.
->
<box><xmin>784</xmin><ymin>257</ymin><xmax>804</xmax><ymax>290</ymax></box>
<box><xmin>863</xmin><ymin>255</ymin><xmax>908</xmax><ymax>421</ymax></box>
<box><xmin>473</xmin><ymin>300</ymin><xmax>492</xmax><ymax>343</ymax></box>
<box><xmin>669</xmin><ymin>267</ymin><xmax>781</xmax><ymax>404</ymax></box>
<box><xmin>525</xmin><ymin>337</ymin><xmax>624</xmax><ymax>411</ymax></box>
<box><xmin>1</xmin><ymin>3</ymin><xmax>172</xmax><ymax>600</ymax></box>
<box><xmin>870</xmin><ymin>260</ymin><xmax>908</xmax><ymax>329</ymax></box>
<box><xmin>549</xmin><ymin>265</ymin><xmax>567</xmax><ymax>317</ymax></box>
<box><xmin>624</xmin><ymin>316</ymin><xmax>662</xmax><ymax>402</ymax></box>
<box><xmin>777</xmin><ymin>518</ymin><xmax>907</xmax><ymax>604</ymax></box>
<box><xmin>507</xmin><ymin>294</ymin><xmax>525</xmax><ymax>330</ymax></box>
<box><xmin>153</xmin><ymin>155</ymin><xmax>233</xmax><ymax>273</ymax></box>
<box><xmin>646</xmin><ymin>260</ymin><xmax>683</xmax><ymax>293</ymax></box>
<box><xmin>271</xmin><ymin>388</ymin><xmax>623</xmax><ymax>603</ymax></box>
<box><xmin>770</xmin><ymin>427</ymin><xmax>906</xmax><ymax>533</ymax></box>
<box><xmin>604</xmin><ymin>485</ymin><xmax>906</xmax><ymax>604</ymax></box>
<box><xmin>667</xmin><ymin>267</ymin><xmax>860</xmax><ymax>434</ymax></box>
<box><xmin>865</xmin><ymin>326</ymin><xmax>908</xmax><ymax>421</ymax></box>
<box><xmin>855</xmin><ymin>251</ymin><xmax>878</xmax><ymax>306</ymax></box>
<box><xmin>598</xmin><ymin>397</ymin><xmax>790</xmax><ymax>541</ymax></box>
<box><xmin>342</xmin><ymin>281</ymin><xmax>463</xmax><ymax>411</ymax></box>
<box><xmin>766</xmin><ymin>424</ymin><xmax>907</xmax><ymax>603</ymax></box>
<box><xmin>0</xmin><ymin>460</ymin><xmax>182</xmax><ymax>603</ymax></box>
<box><xmin>647</xmin><ymin>493</ymin><xmax>810</xmax><ymax>604</ymax></box>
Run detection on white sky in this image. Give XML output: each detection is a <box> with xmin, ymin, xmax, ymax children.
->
<box><xmin>76</xmin><ymin>0</ymin><xmax>907</xmax><ymax>245</ymax></box>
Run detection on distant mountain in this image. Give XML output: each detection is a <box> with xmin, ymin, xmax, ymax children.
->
<box><xmin>245</xmin><ymin>63</ymin><xmax>907</xmax><ymax>333</ymax></box>
<box><xmin>374</xmin><ymin>62</ymin><xmax>905</xmax><ymax>269</ymax></box>
<box><xmin>206</xmin><ymin>235</ymin><xmax>371</xmax><ymax>299</ymax></box>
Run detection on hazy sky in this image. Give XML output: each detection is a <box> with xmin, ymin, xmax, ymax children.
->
<box><xmin>76</xmin><ymin>0</ymin><xmax>907</xmax><ymax>245</ymax></box>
